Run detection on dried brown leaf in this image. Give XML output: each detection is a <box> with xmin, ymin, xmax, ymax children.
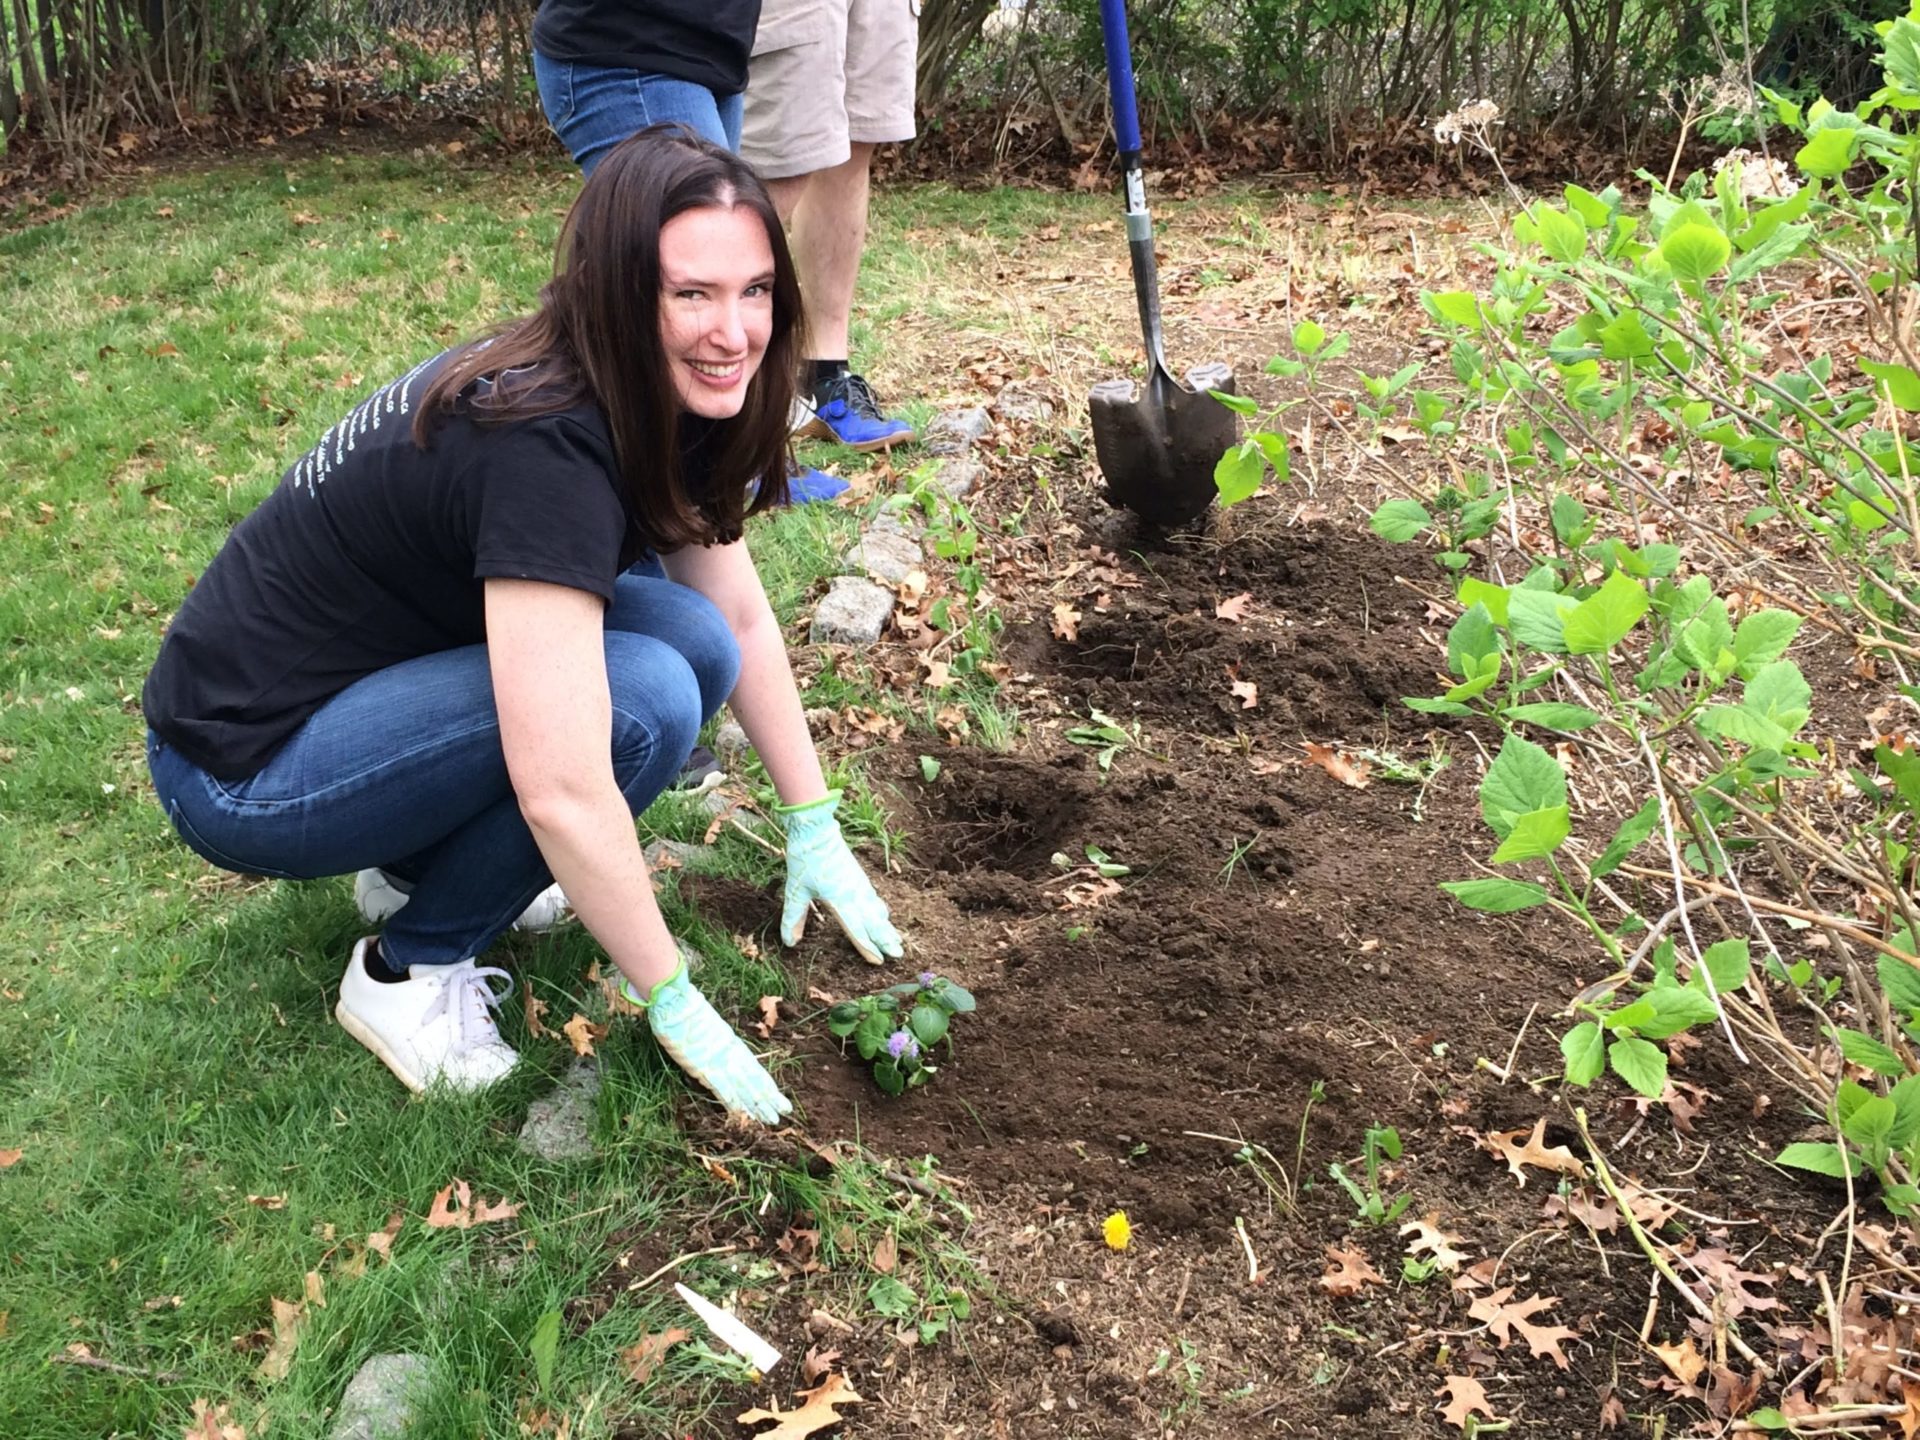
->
<box><xmin>524</xmin><ymin>990</ymin><xmax>551</xmax><ymax>1037</ymax></box>
<box><xmin>1215</xmin><ymin>592</ymin><xmax>1254</xmax><ymax>622</ymax></box>
<box><xmin>621</xmin><ymin>1327</ymin><xmax>691</xmax><ymax>1384</ymax></box>
<box><xmin>753</xmin><ymin>996</ymin><xmax>782</xmax><ymax>1040</ymax></box>
<box><xmin>1230</xmin><ymin>679</ymin><xmax>1259</xmax><ymax>709</ymax></box>
<box><xmin>303</xmin><ymin>1271</ymin><xmax>325</xmax><ymax>1308</ymax></box>
<box><xmin>871</xmin><ymin>1231</ymin><xmax>898</xmax><ymax>1275</ymax></box>
<box><xmin>1483</xmin><ymin>1118</ymin><xmax>1586</xmax><ymax>1185</ymax></box>
<box><xmin>734</xmin><ymin>1373</ymin><xmax>863</xmax><ymax>1438</ymax></box>
<box><xmin>1436</xmin><ymin>1375</ymin><xmax>1495</xmax><ymax>1430</ymax></box>
<box><xmin>1051</xmin><ymin>603</ymin><xmax>1081</xmax><ymax>642</ymax></box>
<box><xmin>183</xmin><ymin>1399</ymin><xmax>248</xmax><ymax>1440</ymax></box>
<box><xmin>245</xmin><ymin>1194</ymin><xmax>286</xmax><ymax>1210</ymax></box>
<box><xmin>255</xmin><ymin>1296</ymin><xmax>304</xmax><ymax>1382</ymax></box>
<box><xmin>1468</xmin><ymin>1287</ymin><xmax>1580</xmax><ymax>1369</ymax></box>
<box><xmin>561</xmin><ymin>1013</ymin><xmax>606</xmax><ymax>1058</ymax></box>
<box><xmin>366</xmin><ymin>1210</ymin><xmax>404</xmax><ymax>1260</ymax></box>
<box><xmin>1319</xmin><ymin>1244</ymin><xmax>1385</xmax><ymax>1296</ymax></box>
<box><xmin>1304</xmin><ymin>741</ymin><xmax>1370</xmax><ymax>789</ymax></box>
<box><xmin>1399</xmin><ymin>1212</ymin><xmax>1470</xmax><ymax>1271</ymax></box>
<box><xmin>425</xmin><ymin>1178</ymin><xmax>521</xmax><ymax>1230</ymax></box>
<box><xmin>800</xmin><ymin>1346</ymin><xmax>841</xmax><ymax>1384</ymax></box>
<box><xmin>1651</xmin><ymin>1336</ymin><xmax>1706</xmax><ymax>1386</ymax></box>
<box><xmin>0</xmin><ymin>1148</ymin><xmax>23</xmax><ymax>1168</ymax></box>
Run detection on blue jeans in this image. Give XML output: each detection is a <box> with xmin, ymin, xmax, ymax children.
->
<box><xmin>147</xmin><ymin>575</ymin><xmax>740</xmax><ymax>970</ymax></box>
<box><xmin>533</xmin><ymin>51</ymin><xmax>743</xmax><ymax>171</ymax></box>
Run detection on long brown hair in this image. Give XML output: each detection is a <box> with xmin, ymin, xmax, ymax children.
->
<box><xmin>413</xmin><ymin>127</ymin><xmax>800</xmax><ymax>548</ymax></box>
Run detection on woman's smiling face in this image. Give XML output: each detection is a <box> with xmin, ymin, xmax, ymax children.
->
<box><xmin>656</xmin><ymin>203</ymin><xmax>777</xmax><ymax>419</ymax></box>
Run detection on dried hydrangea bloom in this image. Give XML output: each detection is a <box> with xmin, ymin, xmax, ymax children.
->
<box><xmin>1433</xmin><ymin>98</ymin><xmax>1501</xmax><ymax>146</ymax></box>
<box><xmin>1712</xmin><ymin>147</ymin><xmax>1799</xmax><ymax>201</ymax></box>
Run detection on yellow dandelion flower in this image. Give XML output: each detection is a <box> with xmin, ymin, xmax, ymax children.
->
<box><xmin>1102</xmin><ymin>1211</ymin><xmax>1132</xmax><ymax>1251</ymax></box>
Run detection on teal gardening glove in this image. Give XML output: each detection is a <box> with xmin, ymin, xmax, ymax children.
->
<box><xmin>778</xmin><ymin>791</ymin><xmax>903</xmax><ymax>965</ymax></box>
<box><xmin>622</xmin><ymin>962</ymin><xmax>791</xmax><ymax>1124</ymax></box>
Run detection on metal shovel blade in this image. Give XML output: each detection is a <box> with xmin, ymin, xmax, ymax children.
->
<box><xmin>1090</xmin><ymin>360</ymin><xmax>1239</xmax><ymax>529</ymax></box>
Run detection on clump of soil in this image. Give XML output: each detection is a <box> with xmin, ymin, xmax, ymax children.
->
<box><xmin>639</xmin><ymin>501</ymin><xmax>1826</xmax><ymax>1437</ymax></box>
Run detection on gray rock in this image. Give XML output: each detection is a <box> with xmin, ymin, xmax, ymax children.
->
<box><xmin>810</xmin><ymin>576</ymin><xmax>896</xmax><ymax>646</ymax></box>
<box><xmin>329</xmin><ymin>1353</ymin><xmax>435</xmax><ymax>1440</ymax></box>
<box><xmin>842</xmin><ymin>529</ymin><xmax>924</xmax><ymax>584</ymax></box>
<box><xmin>934</xmin><ymin>458</ymin><xmax>985</xmax><ymax>499</ymax></box>
<box><xmin>924</xmin><ymin>406</ymin><xmax>993</xmax><ymax>456</ymax></box>
<box><xmin>517</xmin><ymin>1060</ymin><xmax>601</xmax><ymax>1162</ymax></box>
<box><xmin>992</xmin><ymin>385</ymin><xmax>1054</xmax><ymax>425</ymax></box>
<box><xmin>644</xmin><ymin>838</ymin><xmax>717</xmax><ymax>872</ymax></box>
<box><xmin>713</xmin><ymin>720</ymin><xmax>751</xmax><ymax>763</ymax></box>
<box><xmin>870</xmin><ymin>508</ymin><xmax>925</xmax><ymax>540</ymax></box>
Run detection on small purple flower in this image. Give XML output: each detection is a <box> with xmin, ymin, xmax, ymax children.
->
<box><xmin>918</xmin><ymin>971</ymin><xmax>937</xmax><ymax>988</ymax></box>
<box><xmin>886</xmin><ymin>1029</ymin><xmax>920</xmax><ymax>1061</ymax></box>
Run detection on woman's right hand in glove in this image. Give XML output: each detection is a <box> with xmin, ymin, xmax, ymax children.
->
<box><xmin>623</xmin><ymin>961</ymin><xmax>791</xmax><ymax>1124</ymax></box>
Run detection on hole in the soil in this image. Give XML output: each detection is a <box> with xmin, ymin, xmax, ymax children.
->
<box><xmin>910</xmin><ymin>762</ymin><xmax>1088</xmax><ymax>875</ymax></box>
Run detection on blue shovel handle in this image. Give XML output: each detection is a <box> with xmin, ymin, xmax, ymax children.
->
<box><xmin>1099</xmin><ymin>0</ymin><xmax>1143</xmax><ymax>160</ymax></box>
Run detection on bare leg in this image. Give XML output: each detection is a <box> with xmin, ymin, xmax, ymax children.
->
<box><xmin>772</xmin><ymin>141</ymin><xmax>875</xmax><ymax>362</ymax></box>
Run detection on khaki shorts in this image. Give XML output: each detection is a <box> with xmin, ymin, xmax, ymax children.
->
<box><xmin>741</xmin><ymin>0</ymin><xmax>919</xmax><ymax>179</ymax></box>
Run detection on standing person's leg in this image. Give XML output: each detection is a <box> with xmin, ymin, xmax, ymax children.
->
<box><xmin>744</xmin><ymin>0</ymin><xmax>917</xmax><ymax>453</ymax></box>
<box><xmin>533</xmin><ymin>51</ymin><xmax>742</xmax><ymax>169</ymax></box>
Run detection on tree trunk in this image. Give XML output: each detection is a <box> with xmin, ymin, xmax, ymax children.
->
<box><xmin>916</xmin><ymin>0</ymin><xmax>995</xmax><ymax>112</ymax></box>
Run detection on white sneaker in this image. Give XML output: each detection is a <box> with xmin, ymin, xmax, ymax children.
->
<box><xmin>334</xmin><ymin>937</ymin><xmax>519</xmax><ymax>1095</ymax></box>
<box><xmin>353</xmin><ymin>868</ymin><xmax>571</xmax><ymax>933</ymax></box>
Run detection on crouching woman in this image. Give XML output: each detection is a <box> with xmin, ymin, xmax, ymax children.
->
<box><xmin>141</xmin><ymin>129</ymin><xmax>899</xmax><ymax>1121</ymax></box>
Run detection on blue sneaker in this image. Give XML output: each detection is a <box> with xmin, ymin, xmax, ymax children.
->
<box><xmin>786</xmin><ymin>465</ymin><xmax>851</xmax><ymax>504</ymax></box>
<box><xmin>795</xmin><ymin>371</ymin><xmax>915</xmax><ymax>452</ymax></box>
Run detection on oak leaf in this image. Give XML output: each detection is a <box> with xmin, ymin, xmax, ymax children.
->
<box><xmin>1436</xmin><ymin>1375</ymin><xmax>1495</xmax><ymax>1430</ymax></box>
<box><xmin>735</xmin><ymin>1372</ymin><xmax>863</xmax><ymax>1438</ymax></box>
<box><xmin>561</xmin><ymin>1013</ymin><xmax>606</xmax><ymax>1058</ymax></box>
<box><xmin>753</xmin><ymin>996</ymin><xmax>782</xmax><ymax>1040</ymax></box>
<box><xmin>366</xmin><ymin>1210</ymin><xmax>405</xmax><ymax>1259</ymax></box>
<box><xmin>183</xmin><ymin>1399</ymin><xmax>248</xmax><ymax>1440</ymax></box>
<box><xmin>1399</xmin><ymin>1212</ymin><xmax>1470</xmax><ymax>1271</ymax></box>
<box><xmin>524</xmin><ymin>990</ymin><xmax>551</xmax><ymax>1037</ymax></box>
<box><xmin>621</xmin><ymin>1327</ymin><xmax>691</xmax><ymax>1384</ymax></box>
<box><xmin>425</xmin><ymin>1178</ymin><xmax>521</xmax><ymax>1229</ymax></box>
<box><xmin>1215</xmin><ymin>592</ymin><xmax>1254</xmax><ymax>622</ymax></box>
<box><xmin>871</xmin><ymin>1231</ymin><xmax>898</xmax><ymax>1274</ymax></box>
<box><xmin>1319</xmin><ymin>1244</ymin><xmax>1385</xmax><ymax>1296</ymax></box>
<box><xmin>255</xmin><ymin>1296</ymin><xmax>304</xmax><ymax>1382</ymax></box>
<box><xmin>800</xmin><ymin>1345</ymin><xmax>842</xmax><ymax>1384</ymax></box>
<box><xmin>1483</xmin><ymin>1118</ymin><xmax>1586</xmax><ymax>1185</ymax></box>
<box><xmin>1468</xmin><ymin>1287</ymin><xmax>1580</xmax><ymax>1368</ymax></box>
<box><xmin>1051</xmin><ymin>603</ymin><xmax>1081</xmax><ymax>642</ymax></box>
<box><xmin>1304</xmin><ymin>742</ymin><xmax>1370</xmax><ymax>789</ymax></box>
<box><xmin>1230</xmin><ymin>679</ymin><xmax>1259</xmax><ymax>709</ymax></box>
<box><xmin>1650</xmin><ymin>1336</ymin><xmax>1705</xmax><ymax>1386</ymax></box>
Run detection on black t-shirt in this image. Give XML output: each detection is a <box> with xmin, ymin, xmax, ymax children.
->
<box><xmin>532</xmin><ymin>0</ymin><xmax>762</xmax><ymax>96</ymax></box>
<box><xmin>144</xmin><ymin>350</ymin><xmax>655</xmax><ymax>780</ymax></box>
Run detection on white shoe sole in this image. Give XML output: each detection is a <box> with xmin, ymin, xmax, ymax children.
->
<box><xmin>335</xmin><ymin>999</ymin><xmax>428</xmax><ymax>1095</ymax></box>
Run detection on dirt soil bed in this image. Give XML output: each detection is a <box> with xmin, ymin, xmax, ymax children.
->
<box><xmin>616</xmin><ymin>489</ymin><xmax>1841</xmax><ymax>1438</ymax></box>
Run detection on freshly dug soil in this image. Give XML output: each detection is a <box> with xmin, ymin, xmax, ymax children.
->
<box><xmin>623</xmin><ymin>498</ymin><xmax>1832</xmax><ymax>1438</ymax></box>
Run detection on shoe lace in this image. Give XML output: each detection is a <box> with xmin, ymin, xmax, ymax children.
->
<box><xmin>825</xmin><ymin>371</ymin><xmax>887</xmax><ymax>422</ymax></box>
<box><xmin>423</xmin><ymin>962</ymin><xmax>514</xmax><ymax>1052</ymax></box>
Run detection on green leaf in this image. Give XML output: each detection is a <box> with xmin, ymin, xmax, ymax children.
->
<box><xmin>1834</xmin><ymin>1027</ymin><xmax>1906</xmax><ymax>1077</ymax></box>
<box><xmin>1501</xmin><ymin>701</ymin><xmax>1604</xmax><ymax>731</ymax></box>
<box><xmin>919</xmin><ymin>755</ymin><xmax>942</xmax><ymax>783</ymax></box>
<box><xmin>1480</xmin><ymin>735</ymin><xmax>1568</xmax><ymax>839</ymax></box>
<box><xmin>1696</xmin><ymin>938</ymin><xmax>1752</xmax><ymax>994</ymax></box>
<box><xmin>1844</xmin><ymin>1095</ymin><xmax>1898</xmax><ymax>1162</ymax></box>
<box><xmin>1440</xmin><ymin>877</ymin><xmax>1552</xmax><ymax>913</ymax></box>
<box><xmin>1508</xmin><ymin>587</ymin><xmax>1577</xmax><ymax>653</ymax></box>
<box><xmin>1887</xmin><ymin>16</ymin><xmax>1920</xmax><ymax>93</ymax></box>
<box><xmin>1563</xmin><ymin>571</ymin><xmax>1650</xmax><ymax>655</ymax></box>
<box><xmin>1861</xmin><ymin>359</ymin><xmax>1920</xmax><ymax>411</ymax></box>
<box><xmin>1634</xmin><ymin>983</ymin><xmax>1721</xmax><ymax>1040</ymax></box>
<box><xmin>1608</xmin><ymin>1036</ymin><xmax>1669</xmax><ymax>1098</ymax></box>
<box><xmin>1745</xmin><ymin>660</ymin><xmax>1812</xmax><ymax>736</ymax></box>
<box><xmin>1880</xmin><ymin>951</ymin><xmax>1920</xmax><ymax>1012</ymax></box>
<box><xmin>1776</xmin><ymin>1141</ymin><xmax>1859</xmax><ymax>1178</ymax></box>
<box><xmin>1561</xmin><ymin>1021</ymin><xmax>1606</xmax><ymax>1084</ymax></box>
<box><xmin>1253</xmin><ymin>430</ymin><xmax>1290</xmax><ymax>483</ymax></box>
<box><xmin>1293</xmin><ymin>319</ymin><xmax>1327</xmax><ymax>355</ymax></box>
<box><xmin>531</xmin><ymin>1309</ymin><xmax>561</xmax><ymax>1395</ymax></box>
<box><xmin>868</xmin><ymin>1275</ymin><xmax>918</xmax><ymax>1317</ymax></box>
<box><xmin>1536</xmin><ymin>205</ymin><xmax>1588</xmax><ymax>263</ymax></box>
<box><xmin>1699</xmin><ymin>703</ymin><xmax>1788</xmax><ymax>749</ymax></box>
<box><xmin>1732</xmin><ymin>610</ymin><xmax>1801</xmax><ymax>675</ymax></box>
<box><xmin>1490</xmin><ymin>805</ymin><xmax>1571</xmax><ymax>862</ymax></box>
<box><xmin>1795</xmin><ymin>126</ymin><xmax>1859</xmax><ymax>178</ymax></box>
<box><xmin>1215</xmin><ymin>441</ymin><xmax>1265</xmax><ymax>506</ymax></box>
<box><xmin>1563</xmin><ymin>184</ymin><xmax>1614</xmax><ymax>228</ymax></box>
<box><xmin>1599</xmin><ymin>309</ymin><xmax>1656</xmax><ymax>360</ymax></box>
<box><xmin>1370</xmin><ymin>498</ymin><xmax>1431</xmax><ymax>542</ymax></box>
<box><xmin>908</xmin><ymin>1004</ymin><xmax>950</xmax><ymax>1047</ymax></box>
<box><xmin>1877</xmin><ymin>742</ymin><xmax>1920</xmax><ymax>812</ymax></box>
<box><xmin>1674</xmin><ymin>596</ymin><xmax>1734</xmax><ymax>674</ymax></box>
<box><xmin>1446</xmin><ymin>604</ymin><xmax>1499</xmax><ymax>679</ymax></box>
<box><xmin>1593</xmin><ymin>797</ymin><xmax>1662</xmax><ymax>878</ymax></box>
<box><xmin>1889</xmin><ymin>1075</ymin><xmax>1920</xmax><ymax>1148</ymax></box>
<box><xmin>1661</xmin><ymin>224</ymin><xmax>1731</xmax><ymax>284</ymax></box>
<box><xmin>1744</xmin><ymin>1408</ymin><xmax>1789</xmax><ymax>1433</ymax></box>
<box><xmin>1209</xmin><ymin>388</ymin><xmax>1260</xmax><ymax>416</ymax></box>
<box><xmin>1424</xmin><ymin>290</ymin><xmax>1482</xmax><ymax>329</ymax></box>
<box><xmin>1405</xmin><ymin>696</ymin><xmax>1475</xmax><ymax>716</ymax></box>
<box><xmin>1457</xmin><ymin>576</ymin><xmax>1510</xmax><ymax>627</ymax></box>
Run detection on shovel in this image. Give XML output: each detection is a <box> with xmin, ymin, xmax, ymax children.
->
<box><xmin>1087</xmin><ymin>0</ymin><xmax>1238</xmax><ymax>529</ymax></box>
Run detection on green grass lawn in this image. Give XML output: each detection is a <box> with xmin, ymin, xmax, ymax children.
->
<box><xmin>0</xmin><ymin>148</ymin><xmax>1022</xmax><ymax>1439</ymax></box>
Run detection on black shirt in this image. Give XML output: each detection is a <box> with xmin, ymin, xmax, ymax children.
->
<box><xmin>143</xmin><ymin>351</ymin><xmax>650</xmax><ymax>780</ymax></box>
<box><xmin>532</xmin><ymin>0</ymin><xmax>763</xmax><ymax>96</ymax></box>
